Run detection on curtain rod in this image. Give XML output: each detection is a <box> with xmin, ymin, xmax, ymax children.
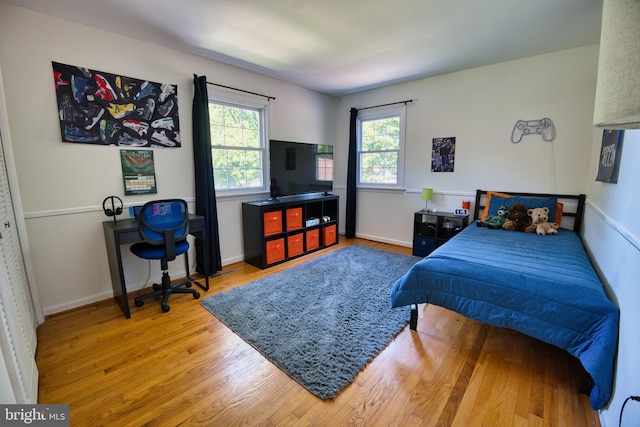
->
<box><xmin>357</xmin><ymin>99</ymin><xmax>413</xmax><ymax>111</ymax></box>
<box><xmin>207</xmin><ymin>82</ymin><xmax>276</xmax><ymax>101</ymax></box>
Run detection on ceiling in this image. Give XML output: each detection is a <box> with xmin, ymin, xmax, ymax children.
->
<box><xmin>2</xmin><ymin>0</ymin><xmax>603</xmax><ymax>96</ymax></box>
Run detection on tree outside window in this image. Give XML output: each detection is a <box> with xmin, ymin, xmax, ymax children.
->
<box><xmin>357</xmin><ymin>105</ymin><xmax>405</xmax><ymax>188</ymax></box>
<box><xmin>208</xmin><ymin>100</ymin><xmax>267</xmax><ymax>193</ymax></box>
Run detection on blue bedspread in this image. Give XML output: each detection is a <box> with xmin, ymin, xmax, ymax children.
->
<box><xmin>390</xmin><ymin>223</ymin><xmax>619</xmax><ymax>410</ymax></box>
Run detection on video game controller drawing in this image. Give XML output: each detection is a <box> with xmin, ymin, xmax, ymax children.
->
<box><xmin>511</xmin><ymin>118</ymin><xmax>555</xmax><ymax>143</ymax></box>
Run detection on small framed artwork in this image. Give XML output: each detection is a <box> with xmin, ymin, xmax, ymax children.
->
<box><xmin>596</xmin><ymin>130</ymin><xmax>624</xmax><ymax>183</ymax></box>
<box><xmin>432</xmin><ymin>137</ymin><xmax>456</xmax><ymax>172</ymax></box>
<box><xmin>120</xmin><ymin>149</ymin><xmax>157</xmax><ymax>195</ymax></box>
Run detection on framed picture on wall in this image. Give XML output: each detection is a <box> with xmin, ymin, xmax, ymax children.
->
<box><xmin>596</xmin><ymin>130</ymin><xmax>624</xmax><ymax>183</ymax></box>
<box><xmin>432</xmin><ymin>137</ymin><xmax>456</xmax><ymax>172</ymax></box>
<box><xmin>120</xmin><ymin>150</ymin><xmax>157</xmax><ymax>195</ymax></box>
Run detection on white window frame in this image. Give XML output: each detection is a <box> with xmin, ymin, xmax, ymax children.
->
<box><xmin>208</xmin><ymin>90</ymin><xmax>269</xmax><ymax>197</ymax></box>
<box><xmin>356</xmin><ymin>104</ymin><xmax>406</xmax><ymax>190</ymax></box>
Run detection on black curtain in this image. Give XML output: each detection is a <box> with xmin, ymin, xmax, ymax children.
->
<box><xmin>345</xmin><ymin>107</ymin><xmax>358</xmax><ymax>238</ymax></box>
<box><xmin>192</xmin><ymin>75</ymin><xmax>222</xmax><ymax>274</ymax></box>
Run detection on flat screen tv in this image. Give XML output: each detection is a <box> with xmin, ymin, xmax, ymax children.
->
<box><xmin>269</xmin><ymin>140</ymin><xmax>334</xmax><ymax>198</ymax></box>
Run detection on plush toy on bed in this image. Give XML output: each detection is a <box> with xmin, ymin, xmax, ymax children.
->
<box><xmin>502</xmin><ymin>203</ymin><xmax>532</xmax><ymax>231</ymax></box>
<box><xmin>477</xmin><ymin>205</ymin><xmax>510</xmax><ymax>229</ymax></box>
<box><xmin>525</xmin><ymin>207</ymin><xmax>559</xmax><ymax>235</ymax></box>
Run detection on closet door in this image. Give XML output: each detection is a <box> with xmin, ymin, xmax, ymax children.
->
<box><xmin>0</xmin><ymin>128</ymin><xmax>38</xmax><ymax>403</ymax></box>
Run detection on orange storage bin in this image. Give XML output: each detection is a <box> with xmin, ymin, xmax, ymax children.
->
<box><xmin>306</xmin><ymin>229</ymin><xmax>319</xmax><ymax>251</ymax></box>
<box><xmin>287</xmin><ymin>233</ymin><xmax>304</xmax><ymax>257</ymax></box>
<box><xmin>286</xmin><ymin>207</ymin><xmax>303</xmax><ymax>230</ymax></box>
<box><xmin>323</xmin><ymin>224</ymin><xmax>337</xmax><ymax>246</ymax></box>
<box><xmin>263</xmin><ymin>211</ymin><xmax>283</xmax><ymax>236</ymax></box>
<box><xmin>265</xmin><ymin>238</ymin><xmax>285</xmax><ymax>264</ymax></box>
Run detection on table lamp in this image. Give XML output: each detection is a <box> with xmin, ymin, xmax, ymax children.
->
<box><xmin>421</xmin><ymin>188</ymin><xmax>434</xmax><ymax>212</ymax></box>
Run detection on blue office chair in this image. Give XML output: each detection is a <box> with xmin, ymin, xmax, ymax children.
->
<box><xmin>131</xmin><ymin>199</ymin><xmax>200</xmax><ymax>312</ymax></box>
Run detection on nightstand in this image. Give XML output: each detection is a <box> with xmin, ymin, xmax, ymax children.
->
<box><xmin>413</xmin><ymin>211</ymin><xmax>469</xmax><ymax>257</ymax></box>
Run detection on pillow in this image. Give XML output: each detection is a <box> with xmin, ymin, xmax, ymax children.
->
<box><xmin>482</xmin><ymin>193</ymin><xmax>560</xmax><ymax>224</ymax></box>
<box><xmin>555</xmin><ymin>202</ymin><xmax>564</xmax><ymax>226</ymax></box>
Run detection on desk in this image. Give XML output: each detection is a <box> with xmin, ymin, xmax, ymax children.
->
<box><xmin>103</xmin><ymin>214</ymin><xmax>209</xmax><ymax>318</ymax></box>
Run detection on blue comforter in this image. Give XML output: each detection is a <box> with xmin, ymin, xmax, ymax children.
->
<box><xmin>390</xmin><ymin>223</ymin><xmax>619</xmax><ymax>410</ymax></box>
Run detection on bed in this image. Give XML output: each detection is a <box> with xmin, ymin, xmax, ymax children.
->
<box><xmin>390</xmin><ymin>190</ymin><xmax>619</xmax><ymax>410</ymax></box>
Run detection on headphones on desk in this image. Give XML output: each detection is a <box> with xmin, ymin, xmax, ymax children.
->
<box><xmin>102</xmin><ymin>196</ymin><xmax>123</xmax><ymax>221</ymax></box>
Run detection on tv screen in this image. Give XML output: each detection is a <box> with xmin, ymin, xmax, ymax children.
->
<box><xmin>269</xmin><ymin>140</ymin><xmax>333</xmax><ymax>198</ymax></box>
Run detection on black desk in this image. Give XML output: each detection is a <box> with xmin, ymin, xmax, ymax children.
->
<box><xmin>103</xmin><ymin>214</ymin><xmax>209</xmax><ymax>318</ymax></box>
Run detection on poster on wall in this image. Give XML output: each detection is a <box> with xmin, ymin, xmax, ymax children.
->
<box><xmin>432</xmin><ymin>137</ymin><xmax>456</xmax><ymax>172</ymax></box>
<box><xmin>52</xmin><ymin>61</ymin><xmax>180</xmax><ymax>147</ymax></box>
<box><xmin>596</xmin><ymin>130</ymin><xmax>624</xmax><ymax>183</ymax></box>
<box><xmin>120</xmin><ymin>150</ymin><xmax>157</xmax><ymax>195</ymax></box>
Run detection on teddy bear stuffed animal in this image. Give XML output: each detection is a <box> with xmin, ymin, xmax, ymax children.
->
<box><xmin>525</xmin><ymin>207</ymin><xmax>559</xmax><ymax>235</ymax></box>
<box><xmin>502</xmin><ymin>203</ymin><xmax>532</xmax><ymax>231</ymax></box>
<box><xmin>477</xmin><ymin>205</ymin><xmax>510</xmax><ymax>229</ymax></box>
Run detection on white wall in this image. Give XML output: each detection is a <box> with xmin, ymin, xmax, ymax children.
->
<box><xmin>0</xmin><ymin>3</ymin><xmax>332</xmax><ymax>314</ymax></box>
<box><xmin>584</xmin><ymin>129</ymin><xmax>640</xmax><ymax>427</ymax></box>
<box><xmin>332</xmin><ymin>45</ymin><xmax>599</xmax><ymax>245</ymax></box>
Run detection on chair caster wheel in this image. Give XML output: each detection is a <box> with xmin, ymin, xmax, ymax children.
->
<box><xmin>161</xmin><ymin>304</ymin><xmax>170</xmax><ymax>313</ymax></box>
<box><xmin>185</xmin><ymin>281</ymin><xmax>192</xmax><ymax>288</ymax></box>
<box><xmin>193</xmin><ymin>292</ymin><xmax>200</xmax><ymax>300</ymax></box>
<box><xmin>135</xmin><ymin>300</ymin><xmax>144</xmax><ymax>307</ymax></box>
<box><xmin>152</xmin><ymin>283</ymin><xmax>161</xmax><ymax>291</ymax></box>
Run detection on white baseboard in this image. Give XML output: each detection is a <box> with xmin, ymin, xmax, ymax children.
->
<box><xmin>42</xmin><ymin>290</ymin><xmax>115</xmax><ymax>316</ymax></box>
<box><xmin>354</xmin><ymin>232</ymin><xmax>412</xmax><ymax>249</ymax></box>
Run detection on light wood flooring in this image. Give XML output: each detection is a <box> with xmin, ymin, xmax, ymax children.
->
<box><xmin>36</xmin><ymin>238</ymin><xmax>601</xmax><ymax>426</ymax></box>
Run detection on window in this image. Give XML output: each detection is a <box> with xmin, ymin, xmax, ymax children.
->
<box><xmin>315</xmin><ymin>144</ymin><xmax>333</xmax><ymax>181</ymax></box>
<box><xmin>357</xmin><ymin>105</ymin><xmax>405</xmax><ymax>188</ymax></box>
<box><xmin>209</xmin><ymin>95</ymin><xmax>268</xmax><ymax>194</ymax></box>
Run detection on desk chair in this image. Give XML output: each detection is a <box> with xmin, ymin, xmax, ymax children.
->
<box><xmin>131</xmin><ymin>199</ymin><xmax>200</xmax><ymax>312</ymax></box>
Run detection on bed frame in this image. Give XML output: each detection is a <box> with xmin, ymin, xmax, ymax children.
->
<box><xmin>409</xmin><ymin>189</ymin><xmax>587</xmax><ymax>331</ymax></box>
<box><xmin>398</xmin><ymin>190</ymin><xmax>618</xmax><ymax>405</ymax></box>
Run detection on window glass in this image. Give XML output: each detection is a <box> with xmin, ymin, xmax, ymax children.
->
<box><xmin>208</xmin><ymin>99</ymin><xmax>267</xmax><ymax>193</ymax></box>
<box><xmin>357</xmin><ymin>105</ymin><xmax>405</xmax><ymax>188</ymax></box>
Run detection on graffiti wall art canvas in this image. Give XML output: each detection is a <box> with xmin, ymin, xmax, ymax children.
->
<box><xmin>52</xmin><ymin>61</ymin><xmax>180</xmax><ymax>147</ymax></box>
<box><xmin>431</xmin><ymin>137</ymin><xmax>456</xmax><ymax>172</ymax></box>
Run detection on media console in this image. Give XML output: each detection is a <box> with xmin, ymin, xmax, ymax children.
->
<box><xmin>242</xmin><ymin>194</ymin><xmax>339</xmax><ymax>269</ymax></box>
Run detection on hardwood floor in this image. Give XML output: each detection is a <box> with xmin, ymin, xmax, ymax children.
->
<box><xmin>36</xmin><ymin>238</ymin><xmax>601</xmax><ymax>426</ymax></box>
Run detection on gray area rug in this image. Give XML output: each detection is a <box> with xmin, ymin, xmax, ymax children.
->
<box><xmin>200</xmin><ymin>244</ymin><xmax>421</xmax><ymax>399</ymax></box>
